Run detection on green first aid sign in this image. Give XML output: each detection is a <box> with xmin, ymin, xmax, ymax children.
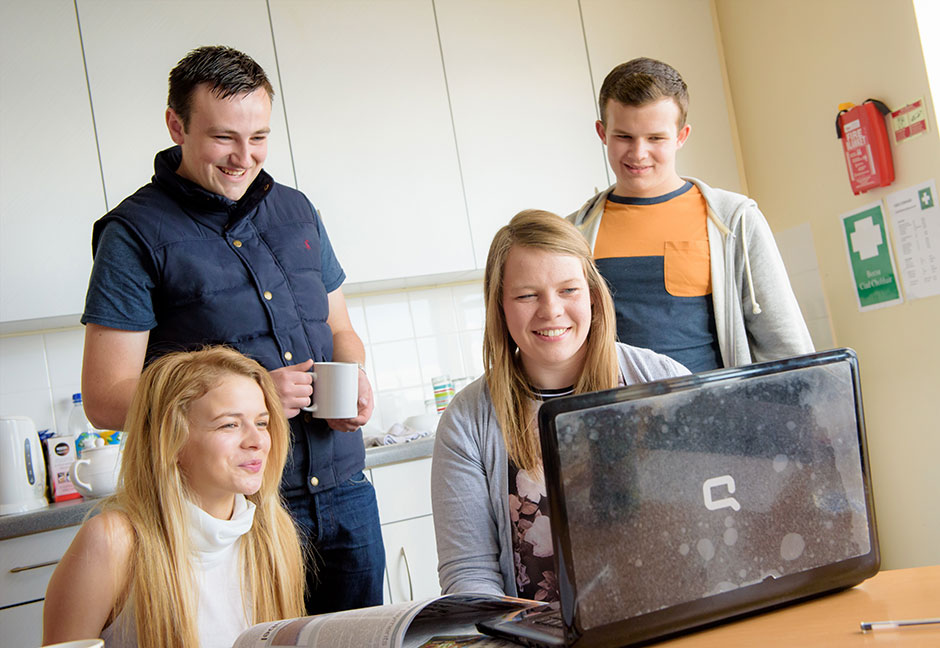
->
<box><xmin>841</xmin><ymin>202</ymin><xmax>903</xmax><ymax>310</ymax></box>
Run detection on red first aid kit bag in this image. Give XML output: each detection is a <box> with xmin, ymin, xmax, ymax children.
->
<box><xmin>835</xmin><ymin>99</ymin><xmax>894</xmax><ymax>195</ymax></box>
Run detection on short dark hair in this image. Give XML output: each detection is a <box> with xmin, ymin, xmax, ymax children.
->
<box><xmin>598</xmin><ymin>57</ymin><xmax>688</xmax><ymax>128</ymax></box>
<box><xmin>167</xmin><ymin>45</ymin><xmax>274</xmax><ymax>129</ymax></box>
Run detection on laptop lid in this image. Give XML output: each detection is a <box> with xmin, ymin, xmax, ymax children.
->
<box><xmin>534</xmin><ymin>348</ymin><xmax>880</xmax><ymax>647</ymax></box>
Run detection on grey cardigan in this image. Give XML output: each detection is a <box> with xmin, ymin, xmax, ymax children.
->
<box><xmin>430</xmin><ymin>343</ymin><xmax>689</xmax><ymax>596</ymax></box>
<box><xmin>569</xmin><ymin>177</ymin><xmax>815</xmax><ymax>367</ymax></box>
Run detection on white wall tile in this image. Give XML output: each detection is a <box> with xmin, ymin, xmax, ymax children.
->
<box><xmin>345</xmin><ymin>296</ymin><xmax>369</xmax><ymax>344</ymax></box>
<box><xmin>0</xmin><ymin>283</ymin><xmax>488</xmax><ymax>440</ymax></box>
<box><xmin>415</xmin><ymin>333</ymin><xmax>465</xmax><ymax>388</ymax></box>
<box><xmin>0</xmin><ymin>388</ymin><xmax>55</xmax><ymax>432</ymax></box>
<box><xmin>43</xmin><ymin>328</ymin><xmax>85</xmax><ymax>390</ymax></box>
<box><xmin>370</xmin><ymin>339</ymin><xmax>422</xmax><ymax>391</ymax></box>
<box><xmin>452</xmin><ymin>283</ymin><xmax>485</xmax><ymax>331</ymax></box>
<box><xmin>362</xmin><ymin>294</ymin><xmax>416</xmax><ymax>343</ymax></box>
<box><xmin>458</xmin><ymin>329</ymin><xmax>485</xmax><ymax>379</ymax></box>
<box><xmin>409</xmin><ymin>287</ymin><xmax>458</xmax><ymax>337</ymax></box>
<box><xmin>373</xmin><ymin>386</ymin><xmax>427</xmax><ymax>433</ymax></box>
<box><xmin>0</xmin><ymin>333</ymin><xmax>49</xmax><ymax>394</ymax></box>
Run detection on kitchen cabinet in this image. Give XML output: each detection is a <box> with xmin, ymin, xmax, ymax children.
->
<box><xmin>370</xmin><ymin>457</ymin><xmax>440</xmax><ymax>603</ymax></box>
<box><xmin>434</xmin><ymin>0</ymin><xmax>611</xmax><ymax>268</ymax></box>
<box><xmin>268</xmin><ymin>0</ymin><xmax>474</xmax><ymax>285</ymax></box>
<box><xmin>0</xmin><ymin>525</ymin><xmax>80</xmax><ymax>647</ymax></box>
<box><xmin>1</xmin><ymin>0</ymin><xmax>743</xmax><ymax>331</ymax></box>
<box><xmin>0</xmin><ymin>0</ymin><xmax>105</xmax><ymax>325</ymax></box>
<box><xmin>76</xmin><ymin>0</ymin><xmax>295</xmax><ymax>209</ymax></box>
<box><xmin>382</xmin><ymin>515</ymin><xmax>440</xmax><ymax>604</ymax></box>
<box><xmin>580</xmin><ymin>0</ymin><xmax>743</xmax><ymax>193</ymax></box>
<box><xmin>0</xmin><ymin>600</ymin><xmax>43</xmax><ymax>648</ymax></box>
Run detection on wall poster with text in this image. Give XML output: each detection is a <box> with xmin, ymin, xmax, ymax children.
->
<box><xmin>885</xmin><ymin>179</ymin><xmax>940</xmax><ymax>301</ymax></box>
<box><xmin>840</xmin><ymin>201</ymin><xmax>904</xmax><ymax>311</ymax></box>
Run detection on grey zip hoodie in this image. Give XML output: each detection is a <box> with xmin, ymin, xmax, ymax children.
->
<box><xmin>568</xmin><ymin>177</ymin><xmax>814</xmax><ymax>366</ymax></box>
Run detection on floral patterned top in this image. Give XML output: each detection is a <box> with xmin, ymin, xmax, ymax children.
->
<box><xmin>507</xmin><ymin>385</ymin><xmax>573</xmax><ymax>602</ymax></box>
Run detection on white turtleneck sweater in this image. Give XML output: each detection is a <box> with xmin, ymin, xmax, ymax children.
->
<box><xmin>101</xmin><ymin>494</ymin><xmax>256</xmax><ymax>648</ymax></box>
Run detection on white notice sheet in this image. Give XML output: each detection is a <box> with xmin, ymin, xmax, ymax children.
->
<box><xmin>885</xmin><ymin>179</ymin><xmax>940</xmax><ymax>300</ymax></box>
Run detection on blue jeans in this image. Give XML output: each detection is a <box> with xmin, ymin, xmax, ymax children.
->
<box><xmin>286</xmin><ymin>471</ymin><xmax>386</xmax><ymax>613</ymax></box>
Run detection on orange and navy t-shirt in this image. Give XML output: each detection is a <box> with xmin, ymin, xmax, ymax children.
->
<box><xmin>594</xmin><ymin>182</ymin><xmax>722</xmax><ymax>372</ymax></box>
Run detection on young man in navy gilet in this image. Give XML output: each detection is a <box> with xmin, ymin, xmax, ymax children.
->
<box><xmin>569</xmin><ymin>58</ymin><xmax>813</xmax><ymax>371</ymax></box>
<box><xmin>80</xmin><ymin>45</ymin><xmax>384</xmax><ymax>614</ymax></box>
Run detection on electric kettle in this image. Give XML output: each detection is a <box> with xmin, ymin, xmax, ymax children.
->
<box><xmin>0</xmin><ymin>415</ymin><xmax>48</xmax><ymax>515</ymax></box>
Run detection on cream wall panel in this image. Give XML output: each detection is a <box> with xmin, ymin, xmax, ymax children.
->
<box><xmin>0</xmin><ymin>0</ymin><xmax>104</xmax><ymax>323</ymax></box>
<box><xmin>581</xmin><ymin>0</ymin><xmax>743</xmax><ymax>194</ymax></box>
<box><xmin>715</xmin><ymin>0</ymin><xmax>940</xmax><ymax>569</ymax></box>
<box><xmin>76</xmin><ymin>0</ymin><xmax>294</xmax><ymax>209</ymax></box>
<box><xmin>434</xmin><ymin>0</ymin><xmax>609</xmax><ymax>268</ymax></box>
<box><xmin>269</xmin><ymin>0</ymin><xmax>473</xmax><ymax>283</ymax></box>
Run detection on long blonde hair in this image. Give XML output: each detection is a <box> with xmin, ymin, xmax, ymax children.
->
<box><xmin>102</xmin><ymin>346</ymin><xmax>305</xmax><ymax>648</ymax></box>
<box><xmin>483</xmin><ymin>210</ymin><xmax>619</xmax><ymax>471</ymax></box>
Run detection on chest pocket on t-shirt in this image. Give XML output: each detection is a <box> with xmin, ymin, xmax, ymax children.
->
<box><xmin>664</xmin><ymin>240</ymin><xmax>711</xmax><ymax>297</ymax></box>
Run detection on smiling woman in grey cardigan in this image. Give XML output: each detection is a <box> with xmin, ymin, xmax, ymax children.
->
<box><xmin>430</xmin><ymin>210</ymin><xmax>688</xmax><ymax>600</ymax></box>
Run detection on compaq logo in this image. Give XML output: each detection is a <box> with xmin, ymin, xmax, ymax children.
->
<box><xmin>703</xmin><ymin>475</ymin><xmax>741</xmax><ymax>512</ymax></box>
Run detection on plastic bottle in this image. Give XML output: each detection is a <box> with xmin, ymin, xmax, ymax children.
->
<box><xmin>68</xmin><ymin>393</ymin><xmax>100</xmax><ymax>457</ymax></box>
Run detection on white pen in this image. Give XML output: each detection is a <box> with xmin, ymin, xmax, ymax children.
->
<box><xmin>860</xmin><ymin>617</ymin><xmax>940</xmax><ymax>632</ymax></box>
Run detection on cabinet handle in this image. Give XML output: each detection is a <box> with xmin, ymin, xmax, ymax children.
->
<box><xmin>10</xmin><ymin>559</ymin><xmax>59</xmax><ymax>573</ymax></box>
<box><xmin>400</xmin><ymin>547</ymin><xmax>414</xmax><ymax>601</ymax></box>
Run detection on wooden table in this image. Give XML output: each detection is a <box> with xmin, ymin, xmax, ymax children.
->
<box><xmin>655</xmin><ymin>565</ymin><xmax>940</xmax><ymax>647</ymax></box>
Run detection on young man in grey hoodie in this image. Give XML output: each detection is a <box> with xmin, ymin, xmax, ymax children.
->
<box><xmin>569</xmin><ymin>57</ymin><xmax>813</xmax><ymax>372</ymax></box>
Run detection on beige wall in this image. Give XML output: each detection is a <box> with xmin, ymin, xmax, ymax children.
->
<box><xmin>714</xmin><ymin>0</ymin><xmax>940</xmax><ymax>568</ymax></box>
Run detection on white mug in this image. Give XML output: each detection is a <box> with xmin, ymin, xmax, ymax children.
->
<box><xmin>42</xmin><ymin>639</ymin><xmax>105</xmax><ymax>648</ymax></box>
<box><xmin>301</xmin><ymin>362</ymin><xmax>359</xmax><ymax>419</ymax></box>
<box><xmin>68</xmin><ymin>444</ymin><xmax>121</xmax><ymax>499</ymax></box>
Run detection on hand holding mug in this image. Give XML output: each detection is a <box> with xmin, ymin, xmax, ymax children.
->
<box><xmin>269</xmin><ymin>359</ymin><xmax>315</xmax><ymax>418</ymax></box>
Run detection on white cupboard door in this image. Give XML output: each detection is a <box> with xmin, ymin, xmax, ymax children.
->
<box><xmin>370</xmin><ymin>457</ymin><xmax>432</xmax><ymax>525</ymax></box>
<box><xmin>75</xmin><ymin>0</ymin><xmax>295</xmax><ymax>210</ymax></box>
<box><xmin>269</xmin><ymin>0</ymin><xmax>474</xmax><ymax>284</ymax></box>
<box><xmin>0</xmin><ymin>0</ymin><xmax>105</xmax><ymax>323</ymax></box>
<box><xmin>0</xmin><ymin>600</ymin><xmax>43</xmax><ymax>648</ymax></box>
<box><xmin>580</xmin><ymin>0</ymin><xmax>743</xmax><ymax>193</ymax></box>
<box><xmin>382</xmin><ymin>515</ymin><xmax>441</xmax><ymax>604</ymax></box>
<box><xmin>434</xmin><ymin>0</ymin><xmax>610</xmax><ymax>269</ymax></box>
<box><xmin>0</xmin><ymin>525</ymin><xmax>80</xmax><ymax>608</ymax></box>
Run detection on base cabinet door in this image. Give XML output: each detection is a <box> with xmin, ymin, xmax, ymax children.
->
<box><xmin>382</xmin><ymin>515</ymin><xmax>440</xmax><ymax>604</ymax></box>
<box><xmin>0</xmin><ymin>599</ymin><xmax>43</xmax><ymax>648</ymax></box>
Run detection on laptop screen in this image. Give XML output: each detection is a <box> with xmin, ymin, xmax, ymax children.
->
<box><xmin>544</xmin><ymin>353</ymin><xmax>874</xmax><ymax>633</ymax></box>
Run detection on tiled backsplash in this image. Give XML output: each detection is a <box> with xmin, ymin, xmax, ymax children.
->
<box><xmin>351</xmin><ymin>282</ymin><xmax>486</xmax><ymax>435</ymax></box>
<box><xmin>0</xmin><ymin>281</ymin><xmax>486</xmax><ymax>437</ymax></box>
<box><xmin>1</xmin><ymin>242</ymin><xmax>832</xmax><ymax>439</ymax></box>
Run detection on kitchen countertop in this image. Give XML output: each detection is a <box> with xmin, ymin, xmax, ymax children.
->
<box><xmin>0</xmin><ymin>436</ymin><xmax>435</xmax><ymax>541</ymax></box>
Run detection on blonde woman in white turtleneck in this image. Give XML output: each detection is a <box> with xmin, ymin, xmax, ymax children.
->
<box><xmin>43</xmin><ymin>347</ymin><xmax>306</xmax><ymax>648</ymax></box>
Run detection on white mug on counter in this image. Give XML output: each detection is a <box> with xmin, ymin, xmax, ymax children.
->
<box><xmin>301</xmin><ymin>362</ymin><xmax>360</xmax><ymax>419</ymax></box>
<box><xmin>68</xmin><ymin>444</ymin><xmax>121</xmax><ymax>499</ymax></box>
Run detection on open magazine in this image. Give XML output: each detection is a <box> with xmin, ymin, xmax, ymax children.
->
<box><xmin>233</xmin><ymin>592</ymin><xmax>545</xmax><ymax>648</ymax></box>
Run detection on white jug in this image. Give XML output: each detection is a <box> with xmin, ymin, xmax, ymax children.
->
<box><xmin>69</xmin><ymin>444</ymin><xmax>121</xmax><ymax>499</ymax></box>
<box><xmin>0</xmin><ymin>416</ymin><xmax>48</xmax><ymax>515</ymax></box>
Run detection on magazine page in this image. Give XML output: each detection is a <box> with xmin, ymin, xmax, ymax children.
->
<box><xmin>232</xmin><ymin>599</ymin><xmax>426</xmax><ymax>648</ymax></box>
<box><xmin>403</xmin><ymin>594</ymin><xmax>544</xmax><ymax>648</ymax></box>
<box><xmin>233</xmin><ymin>593</ymin><xmax>541</xmax><ymax>648</ymax></box>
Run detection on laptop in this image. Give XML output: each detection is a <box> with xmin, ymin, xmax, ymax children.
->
<box><xmin>478</xmin><ymin>348</ymin><xmax>880</xmax><ymax>647</ymax></box>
